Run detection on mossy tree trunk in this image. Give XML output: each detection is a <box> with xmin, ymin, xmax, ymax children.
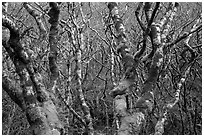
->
<box><xmin>108</xmin><ymin>2</ymin><xmax>181</xmax><ymax>134</ymax></box>
<box><xmin>2</xmin><ymin>2</ymin><xmax>64</xmax><ymax>135</ymax></box>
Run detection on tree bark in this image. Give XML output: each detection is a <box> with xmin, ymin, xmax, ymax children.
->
<box><xmin>108</xmin><ymin>2</ymin><xmax>144</xmax><ymax>134</ymax></box>
<box><xmin>155</xmin><ymin>15</ymin><xmax>200</xmax><ymax>135</ymax></box>
<box><xmin>23</xmin><ymin>2</ymin><xmax>47</xmax><ymax>40</ymax></box>
<box><xmin>2</xmin><ymin>5</ymin><xmax>64</xmax><ymax>135</ymax></box>
<box><xmin>48</xmin><ymin>2</ymin><xmax>60</xmax><ymax>96</ymax></box>
<box><xmin>108</xmin><ymin>2</ymin><xmax>180</xmax><ymax>134</ymax></box>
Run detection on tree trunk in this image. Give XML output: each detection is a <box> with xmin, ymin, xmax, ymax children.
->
<box><xmin>2</xmin><ymin>3</ymin><xmax>64</xmax><ymax>134</ymax></box>
<box><xmin>108</xmin><ymin>2</ymin><xmax>180</xmax><ymax>134</ymax></box>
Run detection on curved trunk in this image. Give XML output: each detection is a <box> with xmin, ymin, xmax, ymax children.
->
<box><xmin>2</xmin><ymin>3</ymin><xmax>64</xmax><ymax>134</ymax></box>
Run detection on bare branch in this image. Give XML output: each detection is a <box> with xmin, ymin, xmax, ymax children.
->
<box><xmin>144</xmin><ymin>2</ymin><xmax>152</xmax><ymax>23</ymax></box>
<box><xmin>167</xmin><ymin>24</ymin><xmax>201</xmax><ymax>48</ymax></box>
<box><xmin>135</xmin><ymin>2</ymin><xmax>146</xmax><ymax>31</ymax></box>
<box><xmin>23</xmin><ymin>2</ymin><xmax>47</xmax><ymax>40</ymax></box>
<box><xmin>155</xmin><ymin>64</ymin><xmax>191</xmax><ymax>135</ymax></box>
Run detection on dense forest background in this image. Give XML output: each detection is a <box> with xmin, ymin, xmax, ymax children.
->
<box><xmin>2</xmin><ymin>2</ymin><xmax>202</xmax><ymax>135</ymax></box>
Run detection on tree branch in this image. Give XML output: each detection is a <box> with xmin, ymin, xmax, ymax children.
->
<box><xmin>135</xmin><ymin>2</ymin><xmax>146</xmax><ymax>31</ymax></box>
<box><xmin>2</xmin><ymin>75</ymin><xmax>25</xmax><ymax>110</ymax></box>
<box><xmin>167</xmin><ymin>25</ymin><xmax>201</xmax><ymax>48</ymax></box>
<box><xmin>23</xmin><ymin>2</ymin><xmax>47</xmax><ymax>39</ymax></box>
<box><xmin>48</xmin><ymin>2</ymin><xmax>60</xmax><ymax>94</ymax></box>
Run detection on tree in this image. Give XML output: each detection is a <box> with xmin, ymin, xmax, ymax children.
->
<box><xmin>2</xmin><ymin>2</ymin><xmax>202</xmax><ymax>135</ymax></box>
